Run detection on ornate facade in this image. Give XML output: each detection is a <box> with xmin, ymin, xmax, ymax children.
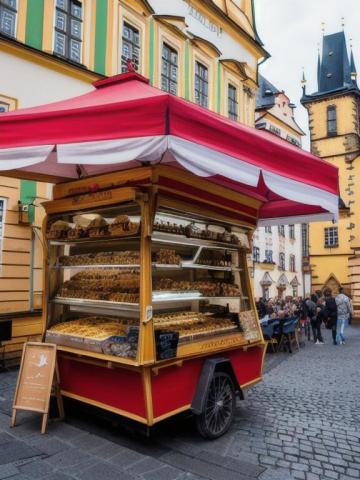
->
<box><xmin>301</xmin><ymin>31</ymin><xmax>360</xmax><ymax>313</ymax></box>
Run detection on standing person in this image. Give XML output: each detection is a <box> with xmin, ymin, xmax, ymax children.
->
<box><xmin>323</xmin><ymin>288</ymin><xmax>338</xmax><ymax>345</ymax></box>
<box><xmin>307</xmin><ymin>294</ymin><xmax>319</xmax><ymax>343</ymax></box>
<box><xmin>313</xmin><ymin>298</ymin><xmax>325</xmax><ymax>344</ymax></box>
<box><xmin>335</xmin><ymin>287</ymin><xmax>353</xmax><ymax>345</ymax></box>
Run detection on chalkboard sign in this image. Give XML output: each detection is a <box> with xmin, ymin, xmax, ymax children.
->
<box><xmin>127</xmin><ymin>326</ymin><xmax>139</xmax><ymax>346</ymax></box>
<box><xmin>155</xmin><ymin>331</ymin><xmax>179</xmax><ymax>360</ymax></box>
<box><xmin>11</xmin><ymin>342</ymin><xmax>64</xmax><ymax>434</ymax></box>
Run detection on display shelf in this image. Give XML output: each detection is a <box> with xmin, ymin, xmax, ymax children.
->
<box><xmin>48</xmin><ymin>235</ymin><xmax>140</xmax><ymax>247</ymax></box>
<box><xmin>152</xmin><ymin>291</ymin><xmax>244</xmax><ymax>303</ymax></box>
<box><xmin>56</xmin><ymin>345</ymin><xmax>140</xmax><ymax>366</ymax></box>
<box><xmin>152</xmin><ymin>262</ymin><xmax>242</xmax><ymax>272</ymax></box>
<box><xmin>52</xmin><ymin>297</ymin><xmax>140</xmax><ymax>312</ymax></box>
<box><xmin>52</xmin><ymin>264</ymin><xmax>140</xmax><ymax>270</ymax></box>
<box><xmin>152</xmin><ymin>231</ymin><xmax>241</xmax><ymax>251</ymax></box>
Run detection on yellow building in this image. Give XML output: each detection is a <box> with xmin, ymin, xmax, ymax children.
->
<box><xmin>0</xmin><ymin>0</ymin><xmax>267</xmax><ymax>363</ymax></box>
<box><xmin>301</xmin><ymin>31</ymin><xmax>360</xmax><ymax>304</ymax></box>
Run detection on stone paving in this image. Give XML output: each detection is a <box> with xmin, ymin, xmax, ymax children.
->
<box><xmin>0</xmin><ymin>325</ymin><xmax>359</xmax><ymax>480</ymax></box>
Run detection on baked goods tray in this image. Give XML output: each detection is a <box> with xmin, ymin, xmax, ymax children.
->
<box><xmin>52</xmin><ymin>297</ymin><xmax>140</xmax><ymax>312</ymax></box>
<box><xmin>152</xmin><ymin>232</ymin><xmax>241</xmax><ymax>251</ymax></box>
<box><xmin>152</xmin><ymin>291</ymin><xmax>242</xmax><ymax>302</ymax></box>
<box><xmin>53</xmin><ymin>264</ymin><xmax>140</xmax><ymax>269</ymax></box>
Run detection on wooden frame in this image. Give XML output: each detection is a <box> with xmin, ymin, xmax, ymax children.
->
<box><xmin>11</xmin><ymin>342</ymin><xmax>64</xmax><ymax>434</ymax></box>
<box><xmin>40</xmin><ymin>166</ymin><xmax>266</xmax><ymax>427</ymax></box>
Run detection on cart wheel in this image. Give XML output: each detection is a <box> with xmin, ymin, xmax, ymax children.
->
<box><xmin>195</xmin><ymin>371</ymin><xmax>235</xmax><ymax>439</ymax></box>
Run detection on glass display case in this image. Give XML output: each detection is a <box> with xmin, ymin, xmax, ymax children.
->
<box><xmin>45</xmin><ymin>202</ymin><xmax>142</xmax><ymax>361</ymax></box>
<box><xmin>44</xmin><ymin>199</ymin><xmax>261</xmax><ymax>364</ymax></box>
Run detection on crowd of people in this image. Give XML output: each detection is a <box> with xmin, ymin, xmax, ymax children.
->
<box><xmin>256</xmin><ymin>287</ymin><xmax>353</xmax><ymax>346</ymax></box>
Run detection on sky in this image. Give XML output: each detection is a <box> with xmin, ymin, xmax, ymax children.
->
<box><xmin>254</xmin><ymin>0</ymin><xmax>360</xmax><ymax>150</ymax></box>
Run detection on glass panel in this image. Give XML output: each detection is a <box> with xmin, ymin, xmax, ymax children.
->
<box><xmin>0</xmin><ymin>9</ymin><xmax>16</xmax><ymax>37</ymax></box>
<box><xmin>3</xmin><ymin>0</ymin><xmax>17</xmax><ymax>8</ymax></box>
<box><xmin>55</xmin><ymin>11</ymin><xmax>67</xmax><ymax>31</ymax></box>
<box><xmin>71</xmin><ymin>18</ymin><xmax>81</xmax><ymax>38</ymax></box>
<box><xmin>56</xmin><ymin>0</ymin><xmax>67</xmax><ymax>10</ymax></box>
<box><xmin>71</xmin><ymin>2</ymin><xmax>82</xmax><ymax>18</ymax></box>
<box><xmin>45</xmin><ymin>203</ymin><xmax>142</xmax><ymax>361</ymax></box>
<box><xmin>54</xmin><ymin>31</ymin><xmax>66</xmax><ymax>55</ymax></box>
<box><xmin>70</xmin><ymin>38</ymin><xmax>81</xmax><ymax>62</ymax></box>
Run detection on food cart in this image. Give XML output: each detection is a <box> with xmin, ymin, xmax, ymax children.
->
<box><xmin>0</xmin><ymin>72</ymin><xmax>339</xmax><ymax>438</ymax></box>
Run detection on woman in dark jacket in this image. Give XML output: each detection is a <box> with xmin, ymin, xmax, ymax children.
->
<box><xmin>323</xmin><ymin>288</ymin><xmax>338</xmax><ymax>345</ymax></box>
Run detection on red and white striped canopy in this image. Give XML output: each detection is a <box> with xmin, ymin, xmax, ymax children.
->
<box><xmin>0</xmin><ymin>72</ymin><xmax>339</xmax><ymax>224</ymax></box>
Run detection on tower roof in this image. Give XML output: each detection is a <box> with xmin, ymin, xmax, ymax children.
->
<box><xmin>302</xmin><ymin>31</ymin><xmax>359</xmax><ymax>103</ymax></box>
<box><xmin>318</xmin><ymin>32</ymin><xmax>351</xmax><ymax>92</ymax></box>
<box><xmin>256</xmin><ymin>74</ymin><xmax>280</xmax><ymax>109</ymax></box>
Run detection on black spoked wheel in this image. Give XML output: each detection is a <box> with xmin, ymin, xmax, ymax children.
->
<box><xmin>195</xmin><ymin>372</ymin><xmax>235</xmax><ymax>439</ymax></box>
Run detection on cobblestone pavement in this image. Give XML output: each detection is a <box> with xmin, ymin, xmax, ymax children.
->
<box><xmin>0</xmin><ymin>326</ymin><xmax>359</xmax><ymax>480</ymax></box>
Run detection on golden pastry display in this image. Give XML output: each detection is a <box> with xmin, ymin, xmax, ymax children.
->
<box><xmin>154</xmin><ymin>278</ymin><xmax>241</xmax><ymax>297</ymax></box>
<box><xmin>48</xmin><ymin>317</ymin><xmax>129</xmax><ymax>339</ymax></box>
<box><xmin>59</xmin><ymin>251</ymin><xmax>140</xmax><ymax>266</ymax></box>
<box><xmin>87</xmin><ymin>216</ymin><xmax>109</xmax><ymax>238</ymax></box>
<box><xmin>154</xmin><ymin>311</ymin><xmax>239</xmax><ymax>343</ymax></box>
<box><xmin>110</xmin><ymin>215</ymin><xmax>140</xmax><ymax>237</ymax></box>
<box><xmin>46</xmin><ymin>317</ymin><xmax>139</xmax><ymax>358</ymax></box>
<box><xmin>197</xmin><ymin>250</ymin><xmax>232</xmax><ymax>267</ymax></box>
<box><xmin>46</xmin><ymin>220</ymin><xmax>72</xmax><ymax>240</ymax></box>
<box><xmin>153</xmin><ymin>220</ymin><xmax>240</xmax><ymax>245</ymax></box>
<box><xmin>58</xmin><ymin>269</ymin><xmax>140</xmax><ymax>302</ymax></box>
<box><xmin>155</xmin><ymin>249</ymin><xmax>181</xmax><ymax>265</ymax></box>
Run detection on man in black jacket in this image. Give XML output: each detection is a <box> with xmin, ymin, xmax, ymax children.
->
<box><xmin>324</xmin><ymin>288</ymin><xmax>338</xmax><ymax>345</ymax></box>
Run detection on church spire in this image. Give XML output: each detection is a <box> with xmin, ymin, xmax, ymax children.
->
<box><xmin>350</xmin><ymin>45</ymin><xmax>358</xmax><ymax>84</ymax></box>
<box><xmin>317</xmin><ymin>47</ymin><xmax>321</xmax><ymax>90</ymax></box>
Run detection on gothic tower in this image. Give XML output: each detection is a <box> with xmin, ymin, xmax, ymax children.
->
<box><xmin>301</xmin><ymin>31</ymin><xmax>360</xmax><ymax>309</ymax></box>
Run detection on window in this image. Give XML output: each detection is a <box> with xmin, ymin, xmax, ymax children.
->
<box><xmin>0</xmin><ymin>0</ymin><xmax>17</xmax><ymax>37</ymax></box>
<box><xmin>269</xmin><ymin>124</ymin><xmax>281</xmax><ymax>136</ymax></box>
<box><xmin>289</xmin><ymin>224</ymin><xmax>295</xmax><ymax>240</ymax></box>
<box><xmin>195</xmin><ymin>61</ymin><xmax>208</xmax><ymax>108</ymax></box>
<box><xmin>324</xmin><ymin>227</ymin><xmax>338</xmax><ymax>247</ymax></box>
<box><xmin>286</xmin><ymin>134</ymin><xmax>301</xmax><ymax>147</ymax></box>
<box><xmin>228</xmin><ymin>84</ymin><xmax>238</xmax><ymax>121</ymax></box>
<box><xmin>302</xmin><ymin>223</ymin><xmax>309</xmax><ymax>257</ymax></box>
<box><xmin>253</xmin><ymin>246</ymin><xmax>260</xmax><ymax>263</ymax></box>
<box><xmin>121</xmin><ymin>22</ymin><xmax>140</xmax><ymax>73</ymax></box>
<box><xmin>290</xmin><ymin>255</ymin><xmax>296</xmax><ymax>272</ymax></box>
<box><xmin>161</xmin><ymin>43</ymin><xmax>178</xmax><ymax>95</ymax></box>
<box><xmin>54</xmin><ymin>0</ymin><xmax>83</xmax><ymax>63</ymax></box>
<box><xmin>265</xmin><ymin>226</ymin><xmax>272</xmax><ymax>234</ymax></box>
<box><xmin>278</xmin><ymin>225</ymin><xmax>285</xmax><ymax>237</ymax></box>
<box><xmin>265</xmin><ymin>250</ymin><xmax>273</xmax><ymax>263</ymax></box>
<box><xmin>327</xmin><ymin>105</ymin><xmax>337</xmax><ymax>136</ymax></box>
<box><xmin>279</xmin><ymin>252</ymin><xmax>285</xmax><ymax>270</ymax></box>
<box><xmin>0</xmin><ymin>102</ymin><xmax>9</xmax><ymax>113</ymax></box>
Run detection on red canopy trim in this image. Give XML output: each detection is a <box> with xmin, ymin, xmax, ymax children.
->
<box><xmin>0</xmin><ymin>72</ymin><xmax>339</xmax><ymax>224</ymax></box>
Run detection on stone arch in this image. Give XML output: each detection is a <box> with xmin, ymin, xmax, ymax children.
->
<box><xmin>323</xmin><ymin>273</ymin><xmax>341</xmax><ymax>295</ymax></box>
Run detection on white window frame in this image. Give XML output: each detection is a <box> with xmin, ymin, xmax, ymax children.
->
<box><xmin>324</xmin><ymin>227</ymin><xmax>338</xmax><ymax>248</ymax></box>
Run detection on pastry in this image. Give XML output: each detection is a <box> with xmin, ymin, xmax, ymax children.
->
<box><xmin>87</xmin><ymin>216</ymin><xmax>109</xmax><ymax>237</ymax></box>
<box><xmin>46</xmin><ymin>220</ymin><xmax>71</xmax><ymax>240</ymax></box>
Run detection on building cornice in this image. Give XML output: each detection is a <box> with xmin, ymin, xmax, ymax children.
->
<box><xmin>0</xmin><ymin>33</ymin><xmax>103</xmax><ymax>83</ymax></box>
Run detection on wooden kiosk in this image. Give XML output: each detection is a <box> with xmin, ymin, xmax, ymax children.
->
<box><xmin>0</xmin><ymin>72</ymin><xmax>339</xmax><ymax>438</ymax></box>
<box><xmin>43</xmin><ymin>165</ymin><xmax>264</xmax><ymax>438</ymax></box>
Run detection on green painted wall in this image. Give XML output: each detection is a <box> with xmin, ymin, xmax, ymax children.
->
<box><xmin>149</xmin><ymin>17</ymin><xmax>155</xmax><ymax>85</ymax></box>
<box><xmin>94</xmin><ymin>0</ymin><xmax>108</xmax><ymax>74</ymax></box>
<box><xmin>20</xmin><ymin>180</ymin><xmax>36</xmax><ymax>224</ymax></box>
<box><xmin>185</xmin><ymin>41</ymin><xmax>190</xmax><ymax>100</ymax></box>
<box><xmin>25</xmin><ymin>0</ymin><xmax>44</xmax><ymax>50</ymax></box>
